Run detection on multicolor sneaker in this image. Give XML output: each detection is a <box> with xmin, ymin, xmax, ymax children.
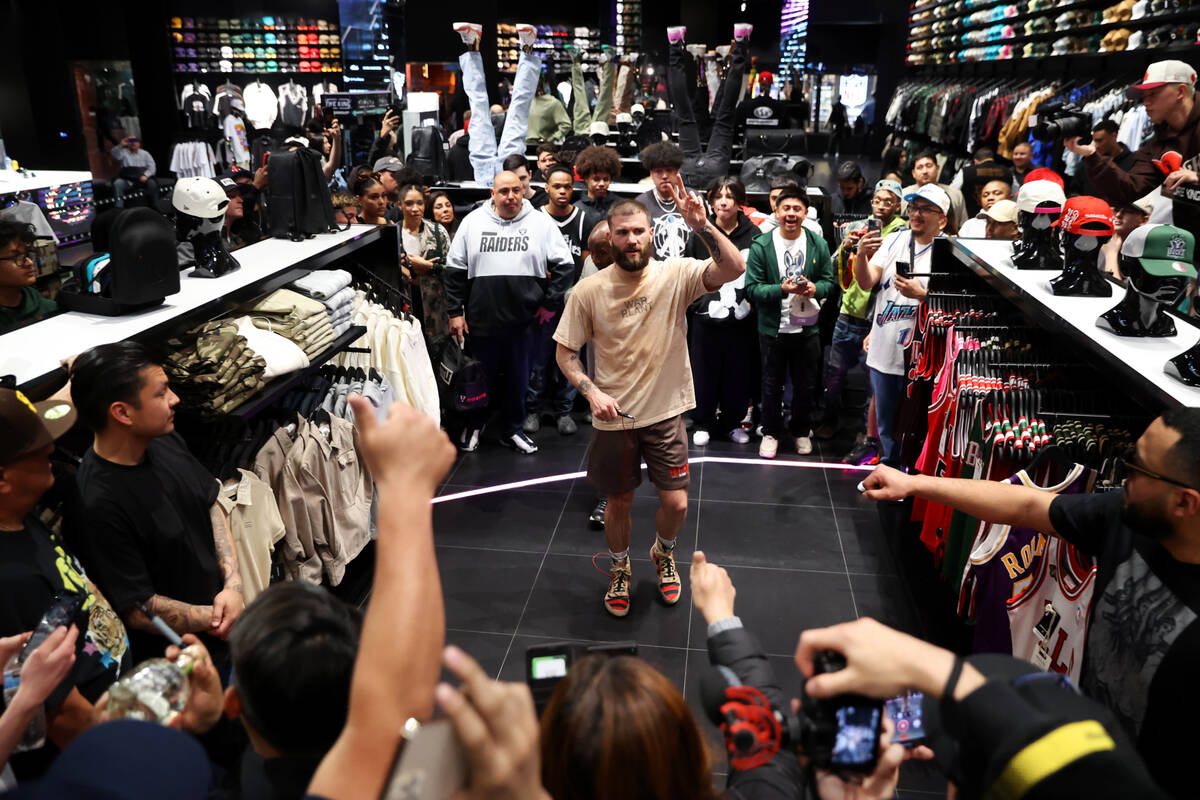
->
<box><xmin>734</xmin><ymin>23</ymin><xmax>754</xmax><ymax>42</ymax></box>
<box><xmin>842</xmin><ymin>433</ymin><xmax>880</xmax><ymax>466</ymax></box>
<box><xmin>452</xmin><ymin>22</ymin><xmax>482</xmax><ymax>50</ymax></box>
<box><xmin>650</xmin><ymin>541</ymin><xmax>681</xmax><ymax>605</ymax></box>
<box><xmin>604</xmin><ymin>558</ymin><xmax>632</xmax><ymax>617</ymax></box>
<box><xmin>667</xmin><ymin>26</ymin><xmax>687</xmax><ymax>45</ymax></box>
<box><xmin>516</xmin><ymin>23</ymin><xmax>537</xmax><ymax>53</ymax></box>
<box><xmin>598</xmin><ymin>44</ymin><xmax>615</xmax><ymax>64</ymax></box>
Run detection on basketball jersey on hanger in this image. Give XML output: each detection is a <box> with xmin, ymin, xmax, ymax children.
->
<box><xmin>959</xmin><ymin>464</ymin><xmax>1096</xmax><ymax>682</ymax></box>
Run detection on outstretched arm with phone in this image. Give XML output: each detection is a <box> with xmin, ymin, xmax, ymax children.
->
<box><xmin>308</xmin><ymin>398</ymin><xmax>456</xmax><ymax>800</ymax></box>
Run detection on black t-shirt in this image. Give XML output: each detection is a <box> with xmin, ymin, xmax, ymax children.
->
<box><xmin>71</xmin><ymin>434</ymin><xmax>222</xmax><ymax>659</ymax></box>
<box><xmin>1049</xmin><ymin>489</ymin><xmax>1200</xmax><ymax>798</ymax></box>
<box><xmin>543</xmin><ymin>205</ymin><xmax>599</xmax><ymax>285</ymax></box>
<box><xmin>0</xmin><ymin>516</ymin><xmax>132</xmax><ymax>706</ymax></box>
<box><xmin>239</xmin><ymin>747</ymin><xmax>322</xmax><ymax>800</ymax></box>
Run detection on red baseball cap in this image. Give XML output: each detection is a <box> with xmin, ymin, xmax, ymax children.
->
<box><xmin>1057</xmin><ymin>195</ymin><xmax>1115</xmax><ymax>236</ymax></box>
<box><xmin>1153</xmin><ymin>150</ymin><xmax>1183</xmax><ymax>175</ymax></box>
<box><xmin>1022</xmin><ymin>167</ymin><xmax>1064</xmax><ymax>187</ymax></box>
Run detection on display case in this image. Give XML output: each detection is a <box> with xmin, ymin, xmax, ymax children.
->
<box><xmin>167</xmin><ymin>15</ymin><xmax>343</xmax><ymax>76</ymax></box>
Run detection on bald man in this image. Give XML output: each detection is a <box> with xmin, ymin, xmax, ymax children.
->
<box><xmin>444</xmin><ymin>170</ymin><xmax>575</xmax><ymax>453</ymax></box>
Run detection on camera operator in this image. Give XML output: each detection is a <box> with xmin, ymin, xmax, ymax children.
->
<box><xmin>1065</xmin><ymin>61</ymin><xmax>1198</xmax><ymax>218</ymax></box>
<box><xmin>1071</xmin><ymin>120</ymin><xmax>1134</xmax><ymax>198</ymax></box>
<box><xmin>795</xmin><ymin>618</ymin><xmax>1169</xmax><ymax>799</ymax></box>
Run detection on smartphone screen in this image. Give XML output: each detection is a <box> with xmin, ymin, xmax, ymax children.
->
<box><xmin>885</xmin><ymin>692</ymin><xmax>926</xmax><ymax>747</ymax></box>
<box><xmin>530</xmin><ymin>654</ymin><xmax>569</xmax><ymax>680</ymax></box>
<box><xmin>830</xmin><ymin>700</ymin><xmax>884</xmax><ymax>770</ymax></box>
<box><xmin>895</xmin><ymin>260</ymin><xmax>911</xmax><ymax>278</ymax></box>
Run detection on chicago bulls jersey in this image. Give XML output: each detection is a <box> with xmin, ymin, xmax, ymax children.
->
<box><xmin>959</xmin><ymin>464</ymin><xmax>1096</xmax><ymax>682</ymax></box>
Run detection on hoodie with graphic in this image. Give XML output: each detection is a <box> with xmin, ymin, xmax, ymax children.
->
<box><xmin>444</xmin><ymin>199</ymin><xmax>575</xmax><ymax>335</ymax></box>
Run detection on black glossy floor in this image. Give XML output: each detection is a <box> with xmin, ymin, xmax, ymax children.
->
<box><xmin>434</xmin><ymin>426</ymin><xmax>946</xmax><ymax>798</ymax></box>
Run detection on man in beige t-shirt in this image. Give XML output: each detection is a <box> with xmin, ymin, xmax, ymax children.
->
<box><xmin>555</xmin><ymin>178</ymin><xmax>746</xmax><ymax>618</ymax></box>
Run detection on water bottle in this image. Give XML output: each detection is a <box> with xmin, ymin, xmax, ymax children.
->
<box><xmin>104</xmin><ymin>644</ymin><xmax>205</xmax><ymax>725</ymax></box>
<box><xmin>1</xmin><ymin>593</ymin><xmax>85</xmax><ymax>752</ymax></box>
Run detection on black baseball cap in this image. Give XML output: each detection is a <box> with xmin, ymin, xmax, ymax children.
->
<box><xmin>0</xmin><ymin>388</ymin><xmax>76</xmax><ymax>466</ymax></box>
<box><xmin>216</xmin><ymin>176</ymin><xmax>239</xmax><ymax>195</ymax></box>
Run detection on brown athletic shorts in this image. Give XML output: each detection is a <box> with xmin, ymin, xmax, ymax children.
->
<box><xmin>587</xmin><ymin>414</ymin><xmax>690</xmax><ymax>496</ymax></box>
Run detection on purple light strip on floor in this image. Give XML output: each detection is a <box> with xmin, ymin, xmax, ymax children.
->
<box><xmin>432</xmin><ymin>457</ymin><xmax>874</xmax><ymax>504</ymax></box>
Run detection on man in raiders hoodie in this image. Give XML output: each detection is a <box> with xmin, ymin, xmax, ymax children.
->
<box><xmin>445</xmin><ymin>171</ymin><xmax>575</xmax><ymax>454</ymax></box>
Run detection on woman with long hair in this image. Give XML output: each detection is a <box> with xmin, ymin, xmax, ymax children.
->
<box><xmin>398</xmin><ymin>183</ymin><xmax>452</xmax><ymax>339</ymax></box>
<box><xmin>428</xmin><ymin>190</ymin><xmax>459</xmax><ymax>241</ymax></box>
<box><xmin>540</xmin><ymin>655</ymin><xmax>720</xmax><ymax>800</ymax></box>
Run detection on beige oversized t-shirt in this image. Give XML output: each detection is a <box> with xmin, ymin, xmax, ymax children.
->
<box><xmin>554</xmin><ymin>257</ymin><xmax>710</xmax><ymax>431</ymax></box>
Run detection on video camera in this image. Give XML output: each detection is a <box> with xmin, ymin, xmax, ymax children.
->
<box><xmin>701</xmin><ymin>649</ymin><xmax>885</xmax><ymax>774</ymax></box>
<box><xmin>1031</xmin><ymin>102</ymin><xmax>1094</xmax><ymax>145</ymax></box>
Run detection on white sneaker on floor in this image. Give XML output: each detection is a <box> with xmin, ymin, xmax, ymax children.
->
<box><xmin>459</xmin><ymin>427</ymin><xmax>480</xmax><ymax>452</ymax></box>
<box><xmin>693</xmin><ymin>429</ymin><xmax>710</xmax><ymax>447</ymax></box>
<box><xmin>730</xmin><ymin>428</ymin><xmax>750</xmax><ymax>444</ymax></box>
<box><xmin>759</xmin><ymin>435</ymin><xmax>778</xmax><ymax>459</ymax></box>
<box><xmin>795</xmin><ymin>433</ymin><xmax>813</xmax><ymax>455</ymax></box>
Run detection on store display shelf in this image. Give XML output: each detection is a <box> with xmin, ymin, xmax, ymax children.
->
<box><xmin>910</xmin><ymin>0</ymin><xmax>1109</xmax><ymax>33</ymax></box>
<box><xmin>0</xmin><ymin>225</ymin><xmax>383</xmax><ymax>390</ymax></box>
<box><xmin>909</xmin><ymin>10</ymin><xmax>1200</xmax><ymax>57</ymax></box>
<box><xmin>947</xmin><ymin>237</ymin><xmax>1200</xmax><ymax>409</ymax></box>
<box><xmin>228</xmin><ymin>324</ymin><xmax>367</xmax><ymax>419</ymax></box>
<box><xmin>909</xmin><ymin>39</ymin><xmax>1200</xmax><ymax>67</ymax></box>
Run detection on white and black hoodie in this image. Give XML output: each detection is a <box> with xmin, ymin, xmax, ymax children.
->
<box><xmin>445</xmin><ymin>199</ymin><xmax>575</xmax><ymax>336</ymax></box>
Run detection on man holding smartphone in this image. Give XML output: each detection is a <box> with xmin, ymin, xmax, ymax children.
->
<box><xmin>745</xmin><ymin>188</ymin><xmax>835</xmax><ymax>458</ymax></box>
<box><xmin>854</xmin><ymin>183</ymin><xmax>946</xmax><ymax>465</ymax></box>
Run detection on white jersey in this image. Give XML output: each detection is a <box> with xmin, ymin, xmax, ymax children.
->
<box><xmin>1006</xmin><ymin>534</ymin><xmax>1097</xmax><ymax>684</ymax></box>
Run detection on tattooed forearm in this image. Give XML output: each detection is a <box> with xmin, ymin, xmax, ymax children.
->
<box><xmin>578</xmin><ymin>378</ymin><xmax>597</xmax><ymax>398</ymax></box>
<box><xmin>698</xmin><ymin>224</ymin><xmax>725</xmax><ymax>264</ymax></box>
<box><xmin>211</xmin><ymin>501</ymin><xmax>242</xmax><ymax>592</ymax></box>
<box><xmin>127</xmin><ymin>595</ymin><xmax>213</xmax><ymax>635</ymax></box>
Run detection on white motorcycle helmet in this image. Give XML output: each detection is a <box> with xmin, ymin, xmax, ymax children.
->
<box><xmin>172</xmin><ymin>177</ymin><xmax>229</xmax><ymax>220</ymax></box>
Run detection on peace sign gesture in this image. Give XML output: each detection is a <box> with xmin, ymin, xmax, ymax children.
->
<box><xmin>666</xmin><ymin>174</ymin><xmax>708</xmax><ymax>233</ymax></box>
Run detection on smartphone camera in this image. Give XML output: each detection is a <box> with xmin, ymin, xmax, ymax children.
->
<box><xmin>885</xmin><ymin>691</ymin><xmax>926</xmax><ymax>747</ymax></box>
<box><xmin>867</xmin><ymin>217</ymin><xmax>882</xmax><ymax>234</ymax></box>
<box><xmin>895</xmin><ymin>260</ymin><xmax>911</xmax><ymax>278</ymax></box>
<box><xmin>526</xmin><ymin>641</ymin><xmax>637</xmax><ymax>714</ymax></box>
<box><xmin>803</xmin><ymin>649</ymin><xmax>885</xmax><ymax>773</ymax></box>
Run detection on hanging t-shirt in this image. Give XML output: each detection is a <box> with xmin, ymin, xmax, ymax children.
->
<box><xmin>242</xmin><ymin>82</ymin><xmax>279</xmax><ymax>131</ymax></box>
<box><xmin>554</xmin><ymin>257</ymin><xmax>710</xmax><ymax>430</ymax></box>
<box><xmin>0</xmin><ymin>516</ymin><xmax>132</xmax><ymax>705</ymax></box>
<box><xmin>866</xmin><ymin>229</ymin><xmax>935</xmax><ymax>376</ymax></box>
<box><xmin>543</xmin><ymin>205</ymin><xmax>599</xmax><ymax>285</ymax></box>
<box><xmin>634</xmin><ymin>189</ymin><xmax>693</xmax><ymax>261</ymax></box>
<box><xmin>278</xmin><ymin>83</ymin><xmax>309</xmax><ymax>130</ymax></box>
<box><xmin>223</xmin><ymin>114</ymin><xmax>251</xmax><ymax>168</ymax></box>
<box><xmin>182</xmin><ymin>91</ymin><xmax>212</xmax><ymax>129</ymax></box>
<box><xmin>1048</xmin><ymin>488</ymin><xmax>1200</xmax><ymax>799</ymax></box>
<box><xmin>772</xmin><ymin>228</ymin><xmax>809</xmax><ymax>334</ymax></box>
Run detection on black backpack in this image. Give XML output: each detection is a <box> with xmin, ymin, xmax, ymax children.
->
<box><xmin>266</xmin><ymin>147</ymin><xmax>340</xmax><ymax>241</ymax></box>
<box><xmin>433</xmin><ymin>337</ymin><xmax>488</xmax><ymax>413</ymax></box>
<box><xmin>408</xmin><ymin>124</ymin><xmax>447</xmax><ymax>184</ymax></box>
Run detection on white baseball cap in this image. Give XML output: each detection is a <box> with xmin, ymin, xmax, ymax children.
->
<box><xmin>1126</xmin><ymin>60</ymin><xmax>1198</xmax><ymax>100</ymax></box>
<box><xmin>589</xmin><ymin>120</ymin><xmax>610</xmax><ymax>137</ymax></box>
<box><xmin>1016</xmin><ymin>179</ymin><xmax>1066</xmax><ymax>214</ymax></box>
<box><xmin>903</xmin><ymin>183</ymin><xmax>950</xmax><ymax>214</ymax></box>
<box><xmin>984</xmin><ymin>199</ymin><xmax>1019</xmax><ymax>224</ymax></box>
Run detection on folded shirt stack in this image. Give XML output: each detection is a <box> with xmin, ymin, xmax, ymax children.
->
<box><xmin>292</xmin><ymin>268</ymin><xmax>353</xmax><ymax>301</ymax></box>
<box><xmin>234</xmin><ymin>315</ymin><xmax>310</xmax><ymax>379</ymax></box>
<box><xmin>245</xmin><ymin>288</ymin><xmax>335</xmax><ymax>358</ymax></box>
<box><xmin>164</xmin><ymin>319</ymin><xmax>268</xmax><ymax>416</ymax></box>
<box><xmin>323</xmin><ymin>286</ymin><xmax>356</xmax><ymax>337</ymax></box>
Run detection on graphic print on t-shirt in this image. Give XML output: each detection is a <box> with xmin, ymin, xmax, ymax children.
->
<box><xmin>1082</xmin><ymin>548</ymin><xmax>1198</xmax><ymax>738</ymax></box>
<box><xmin>51</xmin><ymin>538</ymin><xmax>129</xmax><ymax>670</ymax></box>
<box><xmin>652</xmin><ymin>211</ymin><xmax>690</xmax><ymax>260</ymax></box>
<box><xmin>479</xmin><ymin>228</ymin><xmax>530</xmax><ymax>253</ymax></box>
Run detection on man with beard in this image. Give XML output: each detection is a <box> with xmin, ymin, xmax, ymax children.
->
<box><xmin>858</xmin><ymin>408</ymin><xmax>1200</xmax><ymax>798</ymax></box>
<box><xmin>554</xmin><ymin>178</ymin><xmax>746</xmax><ymax>618</ymax></box>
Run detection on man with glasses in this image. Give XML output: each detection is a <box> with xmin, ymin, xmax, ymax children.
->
<box><xmin>0</xmin><ymin>221</ymin><xmax>56</xmax><ymax>333</ymax></box>
<box><xmin>858</xmin><ymin>408</ymin><xmax>1200</xmax><ymax>798</ymax></box>
<box><xmin>853</xmin><ymin>183</ymin><xmax>946</xmax><ymax>465</ymax></box>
